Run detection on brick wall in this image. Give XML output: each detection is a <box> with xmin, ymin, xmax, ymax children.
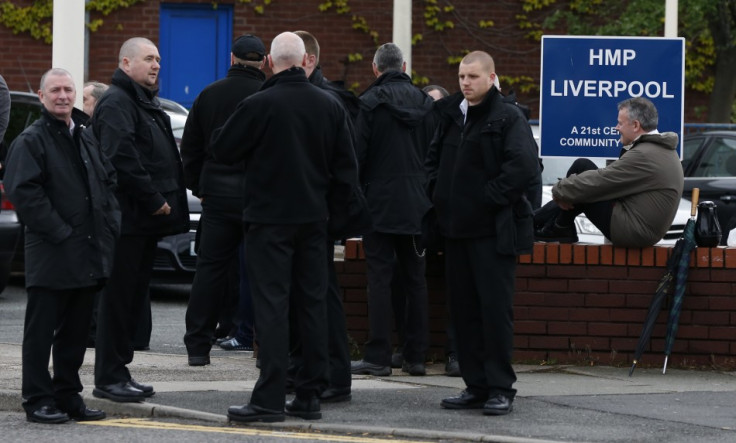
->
<box><xmin>340</xmin><ymin>239</ymin><xmax>736</xmax><ymax>370</ymax></box>
<box><xmin>0</xmin><ymin>0</ymin><xmax>710</xmax><ymax>120</ymax></box>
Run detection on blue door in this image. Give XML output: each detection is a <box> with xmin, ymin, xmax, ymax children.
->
<box><xmin>159</xmin><ymin>4</ymin><xmax>232</xmax><ymax>108</ymax></box>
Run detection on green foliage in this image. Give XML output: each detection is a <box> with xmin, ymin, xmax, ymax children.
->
<box><xmin>424</xmin><ymin>0</ymin><xmax>455</xmax><ymax>31</ymax></box>
<box><xmin>351</xmin><ymin>15</ymin><xmax>378</xmax><ymax>44</ymax></box>
<box><xmin>0</xmin><ymin>0</ymin><xmax>53</xmax><ymax>43</ymax></box>
<box><xmin>346</xmin><ymin>52</ymin><xmax>363</xmax><ymax>63</ymax></box>
<box><xmin>501</xmin><ymin>75</ymin><xmax>539</xmax><ymax>94</ymax></box>
<box><xmin>412</xmin><ymin>33</ymin><xmax>423</xmax><ymax>45</ymax></box>
<box><xmin>411</xmin><ymin>70</ymin><xmax>429</xmax><ymax>86</ymax></box>
<box><xmin>318</xmin><ymin>0</ymin><xmax>349</xmax><ymax>14</ymax></box>
<box><xmin>0</xmin><ymin>0</ymin><xmax>147</xmax><ymax>41</ymax></box>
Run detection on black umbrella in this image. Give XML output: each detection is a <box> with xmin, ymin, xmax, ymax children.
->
<box><xmin>662</xmin><ymin>189</ymin><xmax>700</xmax><ymax>374</ymax></box>
<box><xmin>628</xmin><ymin>239</ymin><xmax>683</xmax><ymax>376</ymax></box>
<box><xmin>629</xmin><ymin>188</ymin><xmax>699</xmax><ymax>376</ymax></box>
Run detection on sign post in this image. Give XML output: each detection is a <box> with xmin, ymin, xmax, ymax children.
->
<box><xmin>539</xmin><ymin>36</ymin><xmax>685</xmax><ymax>159</ymax></box>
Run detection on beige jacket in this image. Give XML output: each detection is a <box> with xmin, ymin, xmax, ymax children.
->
<box><xmin>552</xmin><ymin>132</ymin><xmax>684</xmax><ymax>247</ymax></box>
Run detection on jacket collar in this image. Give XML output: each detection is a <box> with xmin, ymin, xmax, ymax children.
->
<box><xmin>111</xmin><ymin>68</ymin><xmax>161</xmax><ymax>110</ymax></box>
<box><xmin>227</xmin><ymin>64</ymin><xmax>266</xmax><ymax>82</ymax></box>
<box><xmin>360</xmin><ymin>70</ymin><xmax>411</xmax><ymax>96</ymax></box>
<box><xmin>260</xmin><ymin>66</ymin><xmax>309</xmax><ymax>90</ymax></box>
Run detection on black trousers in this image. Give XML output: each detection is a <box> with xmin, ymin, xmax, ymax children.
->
<box><xmin>22</xmin><ymin>286</ymin><xmax>96</xmax><ymax>413</ymax></box>
<box><xmin>445</xmin><ymin>236</ymin><xmax>517</xmax><ymax>399</ymax></box>
<box><xmin>246</xmin><ymin>222</ymin><xmax>329</xmax><ymax>411</ymax></box>
<box><xmin>362</xmin><ymin>232</ymin><xmax>428</xmax><ymax>366</ymax></box>
<box><xmin>184</xmin><ymin>196</ymin><xmax>245</xmax><ymax>357</ymax></box>
<box><xmin>289</xmin><ymin>242</ymin><xmax>352</xmax><ymax>390</ymax></box>
<box><xmin>556</xmin><ymin>158</ymin><xmax>614</xmax><ymax>238</ymax></box>
<box><xmin>95</xmin><ymin>235</ymin><xmax>156</xmax><ymax>386</ymax></box>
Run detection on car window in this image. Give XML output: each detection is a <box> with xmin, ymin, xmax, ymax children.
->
<box><xmin>3</xmin><ymin>100</ymin><xmax>42</xmax><ymax>147</ymax></box>
<box><xmin>681</xmin><ymin>136</ymin><xmax>704</xmax><ymax>171</ymax></box>
<box><xmin>689</xmin><ymin>137</ymin><xmax>736</xmax><ymax>178</ymax></box>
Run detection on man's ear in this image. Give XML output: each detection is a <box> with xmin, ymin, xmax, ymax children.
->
<box><xmin>401</xmin><ymin>61</ymin><xmax>407</xmax><ymax>73</ymax></box>
<box><xmin>301</xmin><ymin>53</ymin><xmax>308</xmax><ymax>68</ymax></box>
<box><xmin>372</xmin><ymin>63</ymin><xmax>380</xmax><ymax>78</ymax></box>
<box><xmin>267</xmin><ymin>54</ymin><xmax>274</xmax><ymax>70</ymax></box>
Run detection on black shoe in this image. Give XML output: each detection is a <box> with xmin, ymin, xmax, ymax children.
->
<box><xmin>92</xmin><ymin>382</ymin><xmax>147</xmax><ymax>403</ymax></box>
<box><xmin>441</xmin><ymin>390</ymin><xmax>488</xmax><ymax>410</ymax></box>
<box><xmin>535</xmin><ymin>221</ymin><xmax>579</xmax><ymax>243</ymax></box>
<box><xmin>483</xmin><ymin>394</ymin><xmax>513</xmax><ymax>416</ymax></box>
<box><xmin>401</xmin><ymin>361</ymin><xmax>426</xmax><ymax>376</ymax></box>
<box><xmin>320</xmin><ymin>386</ymin><xmax>351</xmax><ymax>403</ymax></box>
<box><xmin>445</xmin><ymin>354</ymin><xmax>461</xmax><ymax>377</ymax></box>
<box><xmin>133</xmin><ymin>345</ymin><xmax>150</xmax><ymax>351</ymax></box>
<box><xmin>65</xmin><ymin>406</ymin><xmax>106</xmax><ymax>421</ymax></box>
<box><xmin>350</xmin><ymin>360</ymin><xmax>391</xmax><ymax>376</ymax></box>
<box><xmin>26</xmin><ymin>405</ymin><xmax>69</xmax><ymax>424</ymax></box>
<box><xmin>285</xmin><ymin>396</ymin><xmax>322</xmax><ymax>420</ymax></box>
<box><xmin>228</xmin><ymin>404</ymin><xmax>285</xmax><ymax>423</ymax></box>
<box><xmin>129</xmin><ymin>378</ymin><xmax>155</xmax><ymax>397</ymax></box>
<box><xmin>390</xmin><ymin>352</ymin><xmax>403</xmax><ymax>369</ymax></box>
<box><xmin>188</xmin><ymin>355</ymin><xmax>210</xmax><ymax>366</ymax></box>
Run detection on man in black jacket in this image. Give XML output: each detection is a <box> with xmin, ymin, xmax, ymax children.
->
<box><xmin>212</xmin><ymin>31</ymin><xmax>359</xmax><ymax>423</ymax></box>
<box><xmin>182</xmin><ymin>34</ymin><xmax>267</xmax><ymax>366</ymax></box>
<box><xmin>93</xmin><ymin>37</ymin><xmax>189</xmax><ymax>403</ymax></box>
<box><xmin>286</xmin><ymin>30</ymin><xmax>360</xmax><ymax>403</ymax></box>
<box><xmin>5</xmin><ymin>68</ymin><xmax>119</xmax><ymax>423</ymax></box>
<box><xmin>427</xmin><ymin>51</ymin><xmax>538</xmax><ymax>416</ymax></box>
<box><xmin>350</xmin><ymin>43</ymin><xmax>435</xmax><ymax>377</ymax></box>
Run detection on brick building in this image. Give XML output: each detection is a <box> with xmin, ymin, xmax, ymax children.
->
<box><xmin>0</xmin><ymin>0</ymin><xmax>709</xmax><ymax>119</ymax></box>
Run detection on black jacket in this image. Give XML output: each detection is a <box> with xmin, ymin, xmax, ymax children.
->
<box><xmin>181</xmin><ymin>64</ymin><xmax>266</xmax><ymax>198</ymax></box>
<box><xmin>93</xmin><ymin>69</ymin><xmax>189</xmax><ymax>236</ymax></box>
<box><xmin>308</xmin><ymin>66</ymin><xmax>360</xmax><ymax>122</ymax></box>
<box><xmin>426</xmin><ymin>89</ymin><xmax>539</xmax><ymax>243</ymax></box>
<box><xmin>355</xmin><ymin>71</ymin><xmax>436</xmax><ymax>234</ymax></box>
<box><xmin>4</xmin><ymin>109</ymin><xmax>121</xmax><ymax>289</ymax></box>
<box><xmin>211</xmin><ymin>67</ymin><xmax>359</xmax><ymax>225</ymax></box>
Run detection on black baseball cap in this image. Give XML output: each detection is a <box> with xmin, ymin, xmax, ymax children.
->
<box><xmin>232</xmin><ymin>34</ymin><xmax>266</xmax><ymax>61</ymax></box>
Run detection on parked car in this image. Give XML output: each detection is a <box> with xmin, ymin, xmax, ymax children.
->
<box><xmin>681</xmin><ymin>130</ymin><xmax>736</xmax><ymax>245</ymax></box>
<box><xmin>1</xmin><ymin>91</ymin><xmax>199</xmax><ymax>284</ymax></box>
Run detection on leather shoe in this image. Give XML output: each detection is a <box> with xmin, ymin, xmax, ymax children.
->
<box><xmin>483</xmin><ymin>394</ymin><xmax>513</xmax><ymax>416</ymax></box>
<box><xmin>441</xmin><ymin>390</ymin><xmax>488</xmax><ymax>410</ymax></box>
<box><xmin>228</xmin><ymin>404</ymin><xmax>285</xmax><ymax>423</ymax></box>
<box><xmin>188</xmin><ymin>355</ymin><xmax>210</xmax><ymax>366</ymax></box>
<box><xmin>320</xmin><ymin>386</ymin><xmax>351</xmax><ymax>403</ymax></box>
<box><xmin>445</xmin><ymin>354</ymin><xmax>461</xmax><ymax>377</ymax></box>
<box><xmin>93</xmin><ymin>382</ymin><xmax>147</xmax><ymax>403</ymax></box>
<box><xmin>401</xmin><ymin>361</ymin><xmax>426</xmax><ymax>376</ymax></box>
<box><xmin>65</xmin><ymin>406</ymin><xmax>106</xmax><ymax>421</ymax></box>
<box><xmin>129</xmin><ymin>378</ymin><xmax>155</xmax><ymax>397</ymax></box>
<box><xmin>534</xmin><ymin>221</ymin><xmax>578</xmax><ymax>243</ymax></box>
<box><xmin>26</xmin><ymin>405</ymin><xmax>69</xmax><ymax>424</ymax></box>
<box><xmin>285</xmin><ymin>395</ymin><xmax>321</xmax><ymax>420</ymax></box>
<box><xmin>350</xmin><ymin>359</ymin><xmax>391</xmax><ymax>376</ymax></box>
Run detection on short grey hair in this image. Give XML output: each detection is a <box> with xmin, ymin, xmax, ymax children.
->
<box><xmin>618</xmin><ymin>97</ymin><xmax>658</xmax><ymax>131</ymax></box>
<box><xmin>373</xmin><ymin>43</ymin><xmax>403</xmax><ymax>73</ymax></box>
<box><xmin>39</xmin><ymin>68</ymin><xmax>74</xmax><ymax>91</ymax></box>
<box><xmin>84</xmin><ymin>81</ymin><xmax>108</xmax><ymax>100</ymax></box>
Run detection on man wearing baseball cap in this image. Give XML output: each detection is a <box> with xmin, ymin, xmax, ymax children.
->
<box><xmin>182</xmin><ymin>34</ymin><xmax>267</xmax><ymax>366</ymax></box>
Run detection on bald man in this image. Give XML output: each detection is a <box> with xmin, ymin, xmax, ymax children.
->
<box><xmin>212</xmin><ymin>31</ymin><xmax>359</xmax><ymax>423</ymax></box>
<box><xmin>92</xmin><ymin>37</ymin><xmax>189</xmax><ymax>403</ymax></box>
<box><xmin>426</xmin><ymin>51</ymin><xmax>539</xmax><ymax>416</ymax></box>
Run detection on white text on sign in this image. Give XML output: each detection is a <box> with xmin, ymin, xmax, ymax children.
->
<box><xmin>589</xmin><ymin>49</ymin><xmax>636</xmax><ymax>66</ymax></box>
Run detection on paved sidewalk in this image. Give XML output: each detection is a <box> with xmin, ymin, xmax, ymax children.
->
<box><xmin>1</xmin><ymin>343</ymin><xmax>735</xmax><ymax>442</ymax></box>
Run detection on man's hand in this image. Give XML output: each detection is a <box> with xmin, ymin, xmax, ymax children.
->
<box><xmin>153</xmin><ymin>202</ymin><xmax>171</xmax><ymax>215</ymax></box>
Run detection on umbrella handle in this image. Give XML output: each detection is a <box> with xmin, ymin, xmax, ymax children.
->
<box><xmin>691</xmin><ymin>188</ymin><xmax>699</xmax><ymax>217</ymax></box>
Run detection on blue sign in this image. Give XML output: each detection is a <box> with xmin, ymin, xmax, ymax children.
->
<box><xmin>539</xmin><ymin>36</ymin><xmax>684</xmax><ymax>159</ymax></box>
